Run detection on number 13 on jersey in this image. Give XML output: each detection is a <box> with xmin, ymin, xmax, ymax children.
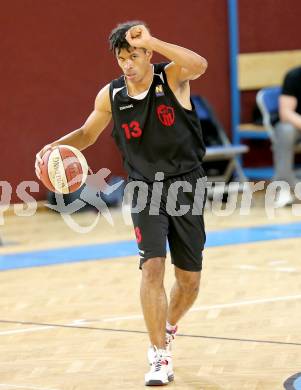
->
<box><xmin>122</xmin><ymin>121</ymin><xmax>143</xmax><ymax>140</ymax></box>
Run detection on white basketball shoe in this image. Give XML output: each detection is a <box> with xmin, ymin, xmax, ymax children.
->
<box><xmin>147</xmin><ymin>326</ymin><xmax>178</xmax><ymax>365</ymax></box>
<box><xmin>145</xmin><ymin>346</ymin><xmax>174</xmax><ymax>386</ymax></box>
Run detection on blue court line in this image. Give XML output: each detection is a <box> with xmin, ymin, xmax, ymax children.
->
<box><xmin>1</xmin><ymin>221</ymin><xmax>301</xmax><ymax>271</ymax></box>
<box><xmin>284</xmin><ymin>373</ymin><xmax>301</xmax><ymax>389</ymax></box>
<box><xmin>294</xmin><ymin>376</ymin><xmax>301</xmax><ymax>390</ymax></box>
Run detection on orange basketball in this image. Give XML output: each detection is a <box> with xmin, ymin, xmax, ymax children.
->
<box><xmin>39</xmin><ymin>145</ymin><xmax>88</xmax><ymax>194</ymax></box>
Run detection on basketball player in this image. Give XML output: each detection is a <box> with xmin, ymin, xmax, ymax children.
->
<box><xmin>35</xmin><ymin>21</ymin><xmax>208</xmax><ymax>386</ymax></box>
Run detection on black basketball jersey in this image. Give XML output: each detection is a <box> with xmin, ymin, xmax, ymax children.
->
<box><xmin>109</xmin><ymin>62</ymin><xmax>206</xmax><ymax>182</ymax></box>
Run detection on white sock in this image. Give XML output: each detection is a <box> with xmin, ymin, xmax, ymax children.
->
<box><xmin>152</xmin><ymin>345</ymin><xmax>167</xmax><ymax>355</ymax></box>
<box><xmin>166</xmin><ymin>321</ymin><xmax>177</xmax><ymax>332</ymax></box>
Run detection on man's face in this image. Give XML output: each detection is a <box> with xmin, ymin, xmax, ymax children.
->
<box><xmin>116</xmin><ymin>47</ymin><xmax>151</xmax><ymax>83</ymax></box>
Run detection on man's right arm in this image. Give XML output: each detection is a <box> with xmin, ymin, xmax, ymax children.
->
<box><xmin>35</xmin><ymin>84</ymin><xmax>112</xmax><ymax>178</ymax></box>
<box><xmin>279</xmin><ymin>70</ymin><xmax>301</xmax><ymax>130</ymax></box>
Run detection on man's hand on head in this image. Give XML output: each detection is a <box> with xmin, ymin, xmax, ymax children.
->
<box><xmin>125</xmin><ymin>25</ymin><xmax>153</xmax><ymax>50</ymax></box>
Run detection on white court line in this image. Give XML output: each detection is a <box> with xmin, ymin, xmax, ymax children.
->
<box><xmin>237</xmin><ymin>265</ymin><xmax>258</xmax><ymax>270</ymax></box>
<box><xmin>190</xmin><ymin>294</ymin><xmax>301</xmax><ymax>311</ymax></box>
<box><xmin>0</xmin><ymin>319</ymin><xmax>86</xmax><ymax>336</ymax></box>
<box><xmin>0</xmin><ymin>385</ymin><xmax>60</xmax><ymax>390</ymax></box>
<box><xmin>275</xmin><ymin>267</ymin><xmax>297</xmax><ymax>273</ymax></box>
<box><xmin>2</xmin><ymin>294</ymin><xmax>301</xmax><ymax>329</ymax></box>
<box><xmin>102</xmin><ymin>294</ymin><xmax>301</xmax><ymax>322</ymax></box>
<box><xmin>269</xmin><ymin>260</ymin><xmax>287</xmax><ymax>266</ymax></box>
<box><xmin>0</xmin><ymin>326</ymin><xmax>54</xmax><ymax>336</ymax></box>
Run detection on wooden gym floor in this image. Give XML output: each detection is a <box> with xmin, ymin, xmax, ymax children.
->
<box><xmin>0</xmin><ymin>194</ymin><xmax>301</xmax><ymax>390</ymax></box>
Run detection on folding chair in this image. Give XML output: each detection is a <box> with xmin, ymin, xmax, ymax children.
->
<box><xmin>256</xmin><ymin>86</ymin><xmax>281</xmax><ymax>142</ymax></box>
<box><xmin>256</xmin><ymin>86</ymin><xmax>301</xmax><ymax>172</ymax></box>
<box><xmin>191</xmin><ymin>95</ymin><xmax>248</xmax><ymax>184</ymax></box>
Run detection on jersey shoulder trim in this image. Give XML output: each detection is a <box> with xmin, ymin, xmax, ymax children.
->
<box><xmin>109</xmin><ymin>76</ymin><xmax>126</xmax><ymax>101</ymax></box>
<box><xmin>154</xmin><ymin>62</ymin><xmax>169</xmax><ymax>84</ymax></box>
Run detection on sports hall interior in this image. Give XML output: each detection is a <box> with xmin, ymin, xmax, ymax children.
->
<box><xmin>1</xmin><ymin>1</ymin><xmax>301</xmax><ymax>389</ymax></box>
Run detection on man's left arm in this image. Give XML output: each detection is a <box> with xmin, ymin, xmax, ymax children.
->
<box><xmin>151</xmin><ymin>39</ymin><xmax>208</xmax><ymax>83</ymax></box>
<box><xmin>126</xmin><ymin>25</ymin><xmax>208</xmax><ymax>83</ymax></box>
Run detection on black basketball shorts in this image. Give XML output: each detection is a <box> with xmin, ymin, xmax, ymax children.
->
<box><xmin>129</xmin><ymin>166</ymin><xmax>207</xmax><ymax>272</ymax></box>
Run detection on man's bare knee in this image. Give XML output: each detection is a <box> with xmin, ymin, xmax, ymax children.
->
<box><xmin>175</xmin><ymin>267</ymin><xmax>201</xmax><ymax>294</ymax></box>
<box><xmin>142</xmin><ymin>257</ymin><xmax>165</xmax><ymax>286</ymax></box>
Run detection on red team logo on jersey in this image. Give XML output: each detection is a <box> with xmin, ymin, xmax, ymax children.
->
<box><xmin>157</xmin><ymin>104</ymin><xmax>175</xmax><ymax>126</ymax></box>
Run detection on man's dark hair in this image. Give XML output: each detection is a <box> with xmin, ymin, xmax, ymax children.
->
<box><xmin>109</xmin><ymin>20</ymin><xmax>148</xmax><ymax>54</ymax></box>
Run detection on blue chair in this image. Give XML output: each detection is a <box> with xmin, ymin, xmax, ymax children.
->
<box><xmin>256</xmin><ymin>85</ymin><xmax>301</xmax><ymax>174</ymax></box>
<box><xmin>256</xmin><ymin>86</ymin><xmax>281</xmax><ymax>141</ymax></box>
